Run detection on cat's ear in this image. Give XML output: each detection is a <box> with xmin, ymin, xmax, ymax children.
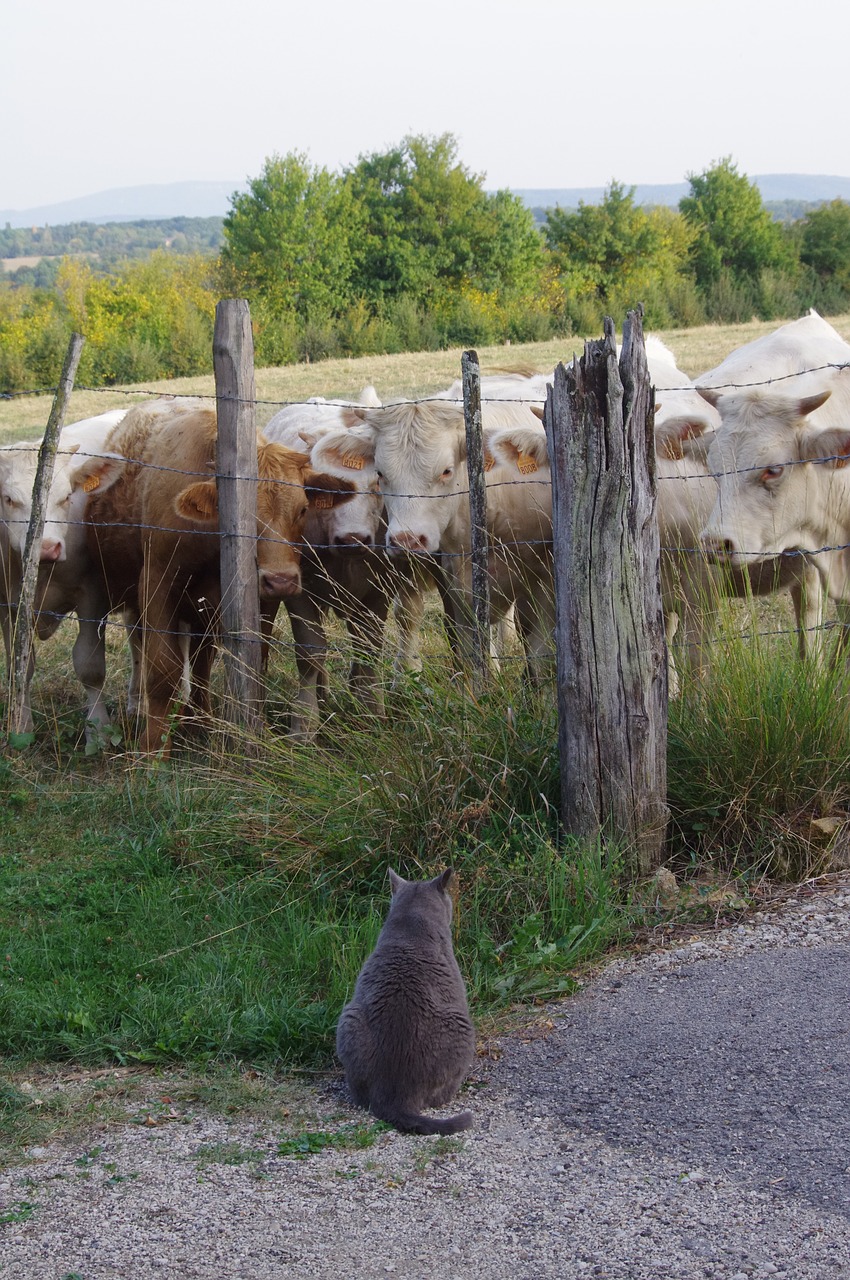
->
<box><xmin>388</xmin><ymin>869</ymin><xmax>404</xmax><ymax>894</ymax></box>
<box><xmin>436</xmin><ymin>868</ymin><xmax>455</xmax><ymax>894</ymax></box>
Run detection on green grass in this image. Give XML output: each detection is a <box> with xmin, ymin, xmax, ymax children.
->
<box><xmin>0</xmin><ymin>656</ymin><xmax>628</xmax><ymax>1075</ymax></box>
<box><xmin>3</xmin><ymin>320</ymin><xmax>850</xmax><ymax>1108</ymax></box>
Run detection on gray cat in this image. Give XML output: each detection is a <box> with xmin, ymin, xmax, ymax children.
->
<box><xmin>336</xmin><ymin>868</ymin><xmax>475</xmax><ymax>1134</ymax></box>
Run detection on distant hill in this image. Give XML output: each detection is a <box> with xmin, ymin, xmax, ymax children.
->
<box><xmin>2</xmin><ymin>174</ymin><xmax>849</xmax><ymax>231</ymax></box>
<box><xmin>0</xmin><ymin>181</ymin><xmax>241</xmax><ymax>229</ymax></box>
<box><xmin>514</xmin><ymin>174</ymin><xmax>850</xmax><ymax>212</ymax></box>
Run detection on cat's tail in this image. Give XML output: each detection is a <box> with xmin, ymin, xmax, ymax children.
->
<box><xmin>374</xmin><ymin>1105</ymin><xmax>473</xmax><ymax>1136</ymax></box>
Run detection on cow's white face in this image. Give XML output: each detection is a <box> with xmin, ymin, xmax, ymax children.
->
<box><xmin>0</xmin><ymin>447</ymin><xmax>76</xmax><ymax>563</ymax></box>
<box><xmin>307</xmin><ymin>428</ymin><xmax>384</xmax><ymax>551</ymax></box>
<box><xmin>375</xmin><ymin>433</ymin><xmax>466</xmax><ymax>555</ymax></box>
<box><xmin>0</xmin><ymin>442</ymin><xmax>126</xmax><ymax>563</ymax></box>
<box><xmin>700</xmin><ymin>389</ymin><xmax>850</xmax><ymax>567</ymax></box>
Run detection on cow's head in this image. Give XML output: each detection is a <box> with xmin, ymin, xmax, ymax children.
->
<box><xmin>700</xmin><ymin>388</ymin><xmax>846</xmax><ymax>568</ymax></box>
<box><xmin>173</xmin><ymin>441</ymin><xmax>356</xmax><ymax>599</ymax></box>
<box><xmin>0</xmin><ymin>442</ymin><xmax>125</xmax><ymax>564</ymax></box>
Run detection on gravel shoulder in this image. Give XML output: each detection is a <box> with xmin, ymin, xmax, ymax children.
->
<box><xmin>2</xmin><ymin>877</ymin><xmax>850</xmax><ymax>1280</ymax></box>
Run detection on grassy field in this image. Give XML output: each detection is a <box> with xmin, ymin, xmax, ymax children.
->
<box><xmin>2</xmin><ymin>312</ymin><xmax>850</xmax><ymax>1159</ymax></box>
<box><xmin>3</xmin><ymin>312</ymin><xmax>850</xmax><ymax>443</ymax></box>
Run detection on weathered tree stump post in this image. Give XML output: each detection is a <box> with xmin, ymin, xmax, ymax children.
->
<box><xmin>543</xmin><ymin>310</ymin><xmax>668</xmax><ymax>874</ymax></box>
<box><xmin>213</xmin><ymin>299</ymin><xmax>263</xmax><ymax>744</ymax></box>
<box><xmin>8</xmin><ymin>332</ymin><xmax>84</xmax><ymax>740</ymax></box>
<box><xmin>461</xmin><ymin>349</ymin><xmax>490</xmax><ymax>690</ymax></box>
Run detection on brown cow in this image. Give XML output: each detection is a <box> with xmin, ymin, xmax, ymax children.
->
<box><xmin>85</xmin><ymin>399</ymin><xmax>355</xmax><ymax>754</ymax></box>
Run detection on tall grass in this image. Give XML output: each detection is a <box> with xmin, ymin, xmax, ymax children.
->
<box><xmin>0</xmin><ymin>653</ymin><xmax>626</xmax><ymax>1070</ymax></box>
<box><xmin>668</xmin><ymin>597</ymin><xmax>850</xmax><ymax>880</ymax></box>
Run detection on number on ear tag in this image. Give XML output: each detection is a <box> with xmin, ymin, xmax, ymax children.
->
<box><xmin>516</xmin><ymin>452</ymin><xmax>538</xmax><ymax>474</ymax></box>
<box><xmin>82</xmin><ymin>475</ymin><xmax>101</xmax><ymax>493</ymax></box>
<box><xmin>343</xmin><ymin>455</ymin><xmax>364</xmax><ymax>470</ymax></box>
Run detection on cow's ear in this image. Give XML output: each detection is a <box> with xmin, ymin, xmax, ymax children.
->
<box><xmin>176</xmin><ymin>480</ymin><xmax>219</xmax><ymax>523</ymax></box>
<box><xmin>802</xmin><ymin>427</ymin><xmax>850</xmax><ymax>469</ymax></box>
<box><xmin>304</xmin><ymin>472</ymin><xmax>356</xmax><ymax>508</ymax></box>
<box><xmin>330</xmin><ymin>426</ymin><xmax>375</xmax><ymax>466</ymax></box>
<box><xmin>696</xmin><ymin>386</ymin><xmax>722</xmax><ymax>408</ymax></box>
<box><xmin>71</xmin><ymin>452</ymin><xmax>126</xmax><ymax>495</ymax></box>
<box><xmin>530</xmin><ymin>404</ymin><xmax>545</xmax><ymax>421</ymax></box>
<box><xmin>340</xmin><ymin>407</ymin><xmax>368</xmax><ymax>428</ymax></box>
<box><xmin>655</xmin><ymin>416</ymin><xmax>713</xmax><ymax>461</ymax></box>
<box><xmin>487</xmin><ymin>427</ymin><xmax>549</xmax><ymax>473</ymax></box>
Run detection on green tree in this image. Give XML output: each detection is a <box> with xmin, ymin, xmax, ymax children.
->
<box><xmin>543</xmin><ymin>182</ymin><xmax>696</xmax><ymax>324</ymax></box>
<box><xmin>221</xmin><ymin>153</ymin><xmax>362</xmax><ymax>318</ymax></box>
<box><xmin>679</xmin><ymin>158</ymin><xmax>789</xmax><ymax>288</ymax></box>
<box><xmin>799</xmin><ymin>199</ymin><xmax>850</xmax><ymax>286</ymax></box>
<box><xmin>345</xmin><ymin>133</ymin><xmax>542</xmax><ymax>303</ymax></box>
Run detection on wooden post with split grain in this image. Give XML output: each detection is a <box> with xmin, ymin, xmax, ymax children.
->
<box><xmin>461</xmin><ymin>349</ymin><xmax>490</xmax><ymax>689</ymax></box>
<box><xmin>8</xmin><ymin>332</ymin><xmax>84</xmax><ymax>740</ymax></box>
<box><xmin>543</xmin><ymin>310</ymin><xmax>668</xmax><ymax>874</ymax></box>
<box><xmin>213</xmin><ymin>298</ymin><xmax>263</xmax><ymax>742</ymax></box>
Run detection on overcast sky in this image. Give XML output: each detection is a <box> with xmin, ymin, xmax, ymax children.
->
<box><xmin>4</xmin><ymin>0</ymin><xmax>848</xmax><ymax>210</ymax></box>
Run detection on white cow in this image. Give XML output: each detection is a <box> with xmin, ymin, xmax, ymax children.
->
<box><xmin>263</xmin><ymin>386</ymin><xmax>381</xmax><ymax>441</ymax></box>
<box><xmin>264</xmin><ymin>419</ymin><xmax>465</xmax><ymax>738</ymax></box>
<box><xmin>694</xmin><ymin>312</ymin><xmax>850</xmax><ymax>649</ymax></box>
<box><xmin>339</xmin><ymin>398</ymin><xmax>554</xmax><ymax>680</ymax></box>
<box><xmin>0</xmin><ymin>410</ymin><xmax>128</xmax><ymax>736</ymax></box>
<box><xmin>648</xmin><ymin>338</ymin><xmax>826</xmax><ymax>684</ymax></box>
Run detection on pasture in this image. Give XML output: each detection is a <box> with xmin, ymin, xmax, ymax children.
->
<box><xmin>2</xmin><ymin>314</ymin><xmax>850</xmax><ymax>1156</ymax></box>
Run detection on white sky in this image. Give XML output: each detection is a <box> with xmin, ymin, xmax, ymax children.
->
<box><xmin>3</xmin><ymin>0</ymin><xmax>848</xmax><ymax>210</ymax></box>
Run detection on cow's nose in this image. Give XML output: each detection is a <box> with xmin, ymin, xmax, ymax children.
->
<box><xmin>260</xmin><ymin>568</ymin><xmax>302</xmax><ymax>598</ymax></box>
<box><xmin>39</xmin><ymin>538</ymin><xmax>63</xmax><ymax>562</ymax></box>
<box><xmin>334</xmin><ymin>532</ymin><xmax>372</xmax><ymax>548</ymax></box>
<box><xmin>389</xmin><ymin>531</ymin><xmax>429</xmax><ymax>554</ymax></box>
<box><xmin>701</xmin><ymin>535</ymin><xmax>736</xmax><ymax>562</ymax></box>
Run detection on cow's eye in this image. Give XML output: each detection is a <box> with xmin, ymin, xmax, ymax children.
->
<box><xmin>760</xmin><ymin>465</ymin><xmax>785</xmax><ymax>483</ymax></box>
<box><xmin>441</xmin><ymin>467</ymin><xmax>453</xmax><ymax>480</ymax></box>
<box><xmin>375</xmin><ymin>470</ymin><xmax>383</xmax><ymax>481</ymax></box>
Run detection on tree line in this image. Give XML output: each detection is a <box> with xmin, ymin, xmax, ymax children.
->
<box><xmin>2</xmin><ymin>137</ymin><xmax>850</xmax><ymax>393</ymax></box>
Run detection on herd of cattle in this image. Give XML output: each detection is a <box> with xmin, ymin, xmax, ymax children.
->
<box><xmin>1</xmin><ymin>309</ymin><xmax>849</xmax><ymax>754</ymax></box>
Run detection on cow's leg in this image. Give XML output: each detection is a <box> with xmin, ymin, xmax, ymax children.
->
<box><xmin>72</xmin><ymin>615</ymin><xmax>110</xmax><ymax>737</ymax></box>
<box><xmin>344</xmin><ymin>591</ymin><xmax>389</xmax><ymax>717</ymax></box>
<box><xmin>124</xmin><ymin>606</ymin><xmax>144</xmax><ymax>717</ymax></box>
<box><xmin>285</xmin><ymin>593</ymin><xmax>328</xmax><ymax>742</ymax></box>
<box><xmin>788</xmin><ymin>557</ymin><xmax>827</xmax><ymax>664</ymax></box>
<box><xmin>137</xmin><ymin>579</ymin><xmax>186</xmax><ymax>756</ymax></box>
<box><xmin>392</xmin><ymin>577</ymin><xmax>427</xmax><ymax>676</ymax></box>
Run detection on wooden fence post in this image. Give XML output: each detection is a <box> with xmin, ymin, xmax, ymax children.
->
<box><xmin>543</xmin><ymin>310</ymin><xmax>668</xmax><ymax>875</ymax></box>
<box><xmin>213</xmin><ymin>299</ymin><xmax>263</xmax><ymax>742</ymax></box>
<box><xmin>461</xmin><ymin>349</ymin><xmax>490</xmax><ymax>689</ymax></box>
<box><xmin>7</xmin><ymin>332</ymin><xmax>84</xmax><ymax>740</ymax></box>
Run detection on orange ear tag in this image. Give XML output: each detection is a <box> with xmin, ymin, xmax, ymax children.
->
<box><xmin>313</xmin><ymin>494</ymin><xmax>334</xmax><ymax>509</ymax></box>
<box><xmin>516</xmin><ymin>452</ymin><xmax>538</xmax><ymax>474</ymax></box>
<box><xmin>82</xmin><ymin>475</ymin><xmax>102</xmax><ymax>493</ymax></box>
<box><xmin>343</xmin><ymin>455</ymin><xmax>364</xmax><ymax>470</ymax></box>
<box><xmin>483</xmin><ymin>452</ymin><xmax>495</xmax><ymax>471</ymax></box>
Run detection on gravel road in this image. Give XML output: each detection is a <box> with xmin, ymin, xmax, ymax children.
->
<box><xmin>2</xmin><ymin>877</ymin><xmax>849</xmax><ymax>1280</ymax></box>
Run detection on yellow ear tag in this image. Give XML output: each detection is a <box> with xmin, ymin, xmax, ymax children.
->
<box><xmin>342</xmin><ymin>455</ymin><xmax>364</xmax><ymax>470</ymax></box>
<box><xmin>82</xmin><ymin>475</ymin><xmax>102</xmax><ymax>493</ymax></box>
<box><xmin>516</xmin><ymin>452</ymin><xmax>538</xmax><ymax>474</ymax></box>
<box><xmin>313</xmin><ymin>494</ymin><xmax>334</xmax><ymax>509</ymax></box>
<box><xmin>483</xmin><ymin>452</ymin><xmax>495</xmax><ymax>471</ymax></box>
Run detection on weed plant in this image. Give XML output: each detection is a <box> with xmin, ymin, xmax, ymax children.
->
<box><xmin>668</xmin><ymin>597</ymin><xmax>850</xmax><ymax>880</ymax></box>
<box><xmin>0</xmin><ymin>650</ymin><xmax>625</xmax><ymax>1073</ymax></box>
